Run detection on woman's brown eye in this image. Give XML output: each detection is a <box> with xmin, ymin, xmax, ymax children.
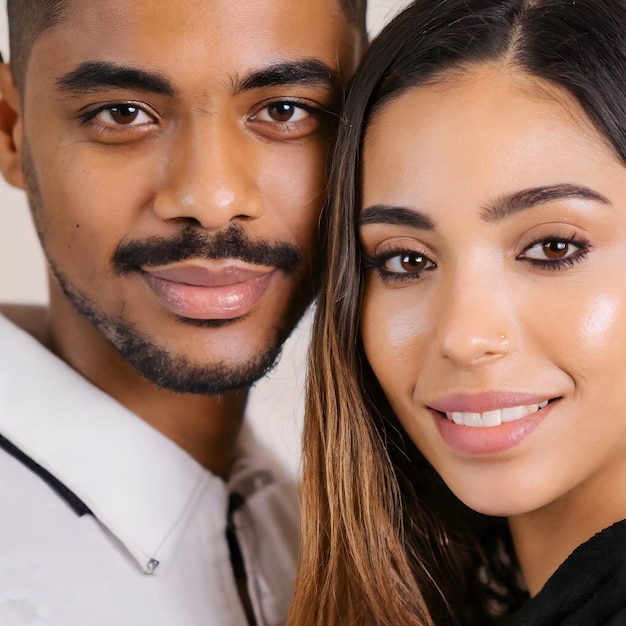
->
<box><xmin>542</xmin><ymin>240</ymin><xmax>569</xmax><ymax>259</ymax></box>
<box><xmin>401</xmin><ymin>254</ymin><xmax>427</xmax><ymax>272</ymax></box>
<box><xmin>398</xmin><ymin>253</ymin><xmax>429</xmax><ymax>272</ymax></box>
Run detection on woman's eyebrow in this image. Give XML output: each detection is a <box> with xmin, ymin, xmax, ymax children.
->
<box><xmin>358</xmin><ymin>185</ymin><xmax>608</xmax><ymax>229</ymax></box>
<box><xmin>482</xmin><ymin>184</ymin><xmax>610</xmax><ymax>222</ymax></box>
<box><xmin>358</xmin><ymin>205</ymin><xmax>436</xmax><ymax>230</ymax></box>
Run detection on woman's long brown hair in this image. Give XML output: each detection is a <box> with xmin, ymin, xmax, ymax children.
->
<box><xmin>289</xmin><ymin>1</ymin><xmax>626</xmax><ymax>623</ymax></box>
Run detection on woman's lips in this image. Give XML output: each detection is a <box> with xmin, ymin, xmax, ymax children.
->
<box><xmin>428</xmin><ymin>393</ymin><xmax>557</xmax><ymax>455</ymax></box>
<box><xmin>141</xmin><ymin>262</ymin><xmax>276</xmax><ymax>320</ymax></box>
<box><xmin>445</xmin><ymin>400</ymin><xmax>550</xmax><ymax>427</ymax></box>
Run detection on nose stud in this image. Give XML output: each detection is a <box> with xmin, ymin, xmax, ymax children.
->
<box><xmin>499</xmin><ymin>332</ymin><xmax>510</xmax><ymax>349</ymax></box>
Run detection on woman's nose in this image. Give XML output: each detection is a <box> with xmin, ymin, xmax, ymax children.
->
<box><xmin>436</xmin><ymin>275</ymin><xmax>516</xmax><ymax>367</ymax></box>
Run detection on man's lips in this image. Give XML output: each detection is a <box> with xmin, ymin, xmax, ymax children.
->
<box><xmin>140</xmin><ymin>261</ymin><xmax>277</xmax><ymax>320</ymax></box>
<box><xmin>142</xmin><ymin>261</ymin><xmax>275</xmax><ymax>287</ymax></box>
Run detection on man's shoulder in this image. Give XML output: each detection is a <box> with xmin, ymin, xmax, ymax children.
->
<box><xmin>0</xmin><ymin>303</ymin><xmax>50</xmax><ymax>345</ymax></box>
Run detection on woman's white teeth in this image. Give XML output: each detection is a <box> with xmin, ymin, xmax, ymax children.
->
<box><xmin>448</xmin><ymin>400</ymin><xmax>549</xmax><ymax>427</ymax></box>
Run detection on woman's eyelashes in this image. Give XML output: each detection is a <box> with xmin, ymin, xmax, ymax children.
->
<box><xmin>362</xmin><ymin>234</ymin><xmax>593</xmax><ymax>282</ymax></box>
<box><xmin>517</xmin><ymin>235</ymin><xmax>592</xmax><ymax>270</ymax></box>
<box><xmin>362</xmin><ymin>248</ymin><xmax>436</xmax><ymax>283</ymax></box>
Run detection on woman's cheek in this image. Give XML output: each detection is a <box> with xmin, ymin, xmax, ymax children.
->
<box><xmin>555</xmin><ymin>291</ymin><xmax>626</xmax><ymax>390</ymax></box>
<box><xmin>361</xmin><ymin>289</ymin><xmax>431</xmax><ymax>386</ymax></box>
<box><xmin>578</xmin><ymin>292</ymin><xmax>625</xmax><ymax>349</ymax></box>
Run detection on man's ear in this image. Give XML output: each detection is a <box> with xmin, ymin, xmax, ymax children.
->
<box><xmin>0</xmin><ymin>63</ymin><xmax>25</xmax><ymax>190</ymax></box>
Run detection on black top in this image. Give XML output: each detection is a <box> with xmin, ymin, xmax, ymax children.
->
<box><xmin>500</xmin><ymin>519</ymin><xmax>626</xmax><ymax>626</ymax></box>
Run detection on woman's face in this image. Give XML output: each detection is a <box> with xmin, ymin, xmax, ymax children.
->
<box><xmin>359</xmin><ymin>65</ymin><xmax>626</xmax><ymax>520</ymax></box>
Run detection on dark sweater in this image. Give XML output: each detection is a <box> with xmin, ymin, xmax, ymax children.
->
<box><xmin>500</xmin><ymin>519</ymin><xmax>626</xmax><ymax>625</ymax></box>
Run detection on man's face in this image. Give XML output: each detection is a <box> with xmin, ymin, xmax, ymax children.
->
<box><xmin>10</xmin><ymin>0</ymin><xmax>359</xmax><ymax>394</ymax></box>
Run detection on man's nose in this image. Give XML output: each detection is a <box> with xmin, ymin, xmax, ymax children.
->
<box><xmin>152</xmin><ymin>121</ymin><xmax>263</xmax><ymax>229</ymax></box>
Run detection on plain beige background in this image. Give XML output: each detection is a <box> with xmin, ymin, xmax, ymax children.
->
<box><xmin>0</xmin><ymin>0</ymin><xmax>410</xmax><ymax>476</ymax></box>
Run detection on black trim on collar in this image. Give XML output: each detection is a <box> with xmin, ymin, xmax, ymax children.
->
<box><xmin>0</xmin><ymin>433</ymin><xmax>93</xmax><ymax>517</ymax></box>
<box><xmin>226</xmin><ymin>492</ymin><xmax>257</xmax><ymax>626</ymax></box>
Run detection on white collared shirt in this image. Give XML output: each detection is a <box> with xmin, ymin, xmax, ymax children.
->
<box><xmin>0</xmin><ymin>313</ymin><xmax>299</xmax><ymax>626</ymax></box>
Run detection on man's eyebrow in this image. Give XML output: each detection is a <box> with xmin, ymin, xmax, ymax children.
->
<box><xmin>482</xmin><ymin>184</ymin><xmax>610</xmax><ymax>222</ymax></box>
<box><xmin>234</xmin><ymin>59</ymin><xmax>340</xmax><ymax>94</ymax></box>
<box><xmin>358</xmin><ymin>205</ymin><xmax>436</xmax><ymax>230</ymax></box>
<box><xmin>56</xmin><ymin>61</ymin><xmax>176</xmax><ymax>97</ymax></box>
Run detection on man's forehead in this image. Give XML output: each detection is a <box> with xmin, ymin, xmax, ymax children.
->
<box><xmin>58</xmin><ymin>0</ymin><xmax>350</xmax><ymax>40</ymax></box>
<box><xmin>31</xmin><ymin>0</ymin><xmax>357</xmax><ymax>85</ymax></box>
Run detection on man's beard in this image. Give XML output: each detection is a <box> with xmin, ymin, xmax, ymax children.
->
<box><xmin>49</xmin><ymin>273</ymin><xmax>295</xmax><ymax>395</ymax></box>
<box><xmin>23</xmin><ymin>142</ymin><xmax>311</xmax><ymax>395</ymax></box>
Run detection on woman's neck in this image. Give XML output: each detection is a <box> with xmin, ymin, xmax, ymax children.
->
<box><xmin>509</xmin><ymin>458</ymin><xmax>626</xmax><ymax>596</ymax></box>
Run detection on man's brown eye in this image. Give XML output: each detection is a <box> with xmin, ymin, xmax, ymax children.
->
<box><xmin>267</xmin><ymin>103</ymin><xmax>296</xmax><ymax>122</ymax></box>
<box><xmin>108</xmin><ymin>105</ymin><xmax>141</xmax><ymax>125</ymax></box>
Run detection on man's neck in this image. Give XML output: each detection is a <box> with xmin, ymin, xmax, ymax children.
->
<box><xmin>1</xmin><ymin>301</ymin><xmax>248</xmax><ymax>479</ymax></box>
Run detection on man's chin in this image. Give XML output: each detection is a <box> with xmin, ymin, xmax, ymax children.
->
<box><xmin>47</xmin><ymin>262</ymin><xmax>295</xmax><ymax>394</ymax></box>
<box><xmin>119</xmin><ymin>337</ymin><xmax>283</xmax><ymax>396</ymax></box>
<box><xmin>141</xmin><ymin>358</ymin><xmax>280</xmax><ymax>396</ymax></box>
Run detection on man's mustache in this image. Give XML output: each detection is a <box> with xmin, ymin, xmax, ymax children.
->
<box><xmin>112</xmin><ymin>224</ymin><xmax>302</xmax><ymax>276</ymax></box>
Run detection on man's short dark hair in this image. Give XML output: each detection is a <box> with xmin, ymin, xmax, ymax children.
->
<box><xmin>6</xmin><ymin>0</ymin><xmax>367</xmax><ymax>89</ymax></box>
<box><xmin>340</xmin><ymin>0</ymin><xmax>368</xmax><ymax>40</ymax></box>
<box><xmin>7</xmin><ymin>0</ymin><xmax>66</xmax><ymax>89</ymax></box>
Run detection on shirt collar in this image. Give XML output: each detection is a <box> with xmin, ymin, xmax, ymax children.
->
<box><xmin>0</xmin><ymin>313</ymin><xmax>227</xmax><ymax>573</ymax></box>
